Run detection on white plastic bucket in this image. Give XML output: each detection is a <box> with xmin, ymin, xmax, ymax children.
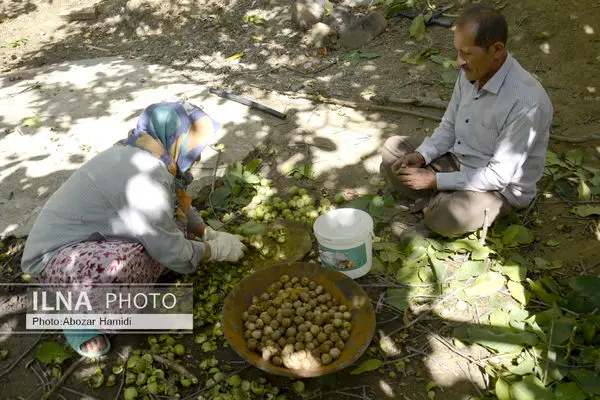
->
<box><xmin>313</xmin><ymin>208</ymin><xmax>374</xmax><ymax>279</ymax></box>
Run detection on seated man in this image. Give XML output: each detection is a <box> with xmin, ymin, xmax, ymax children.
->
<box><xmin>380</xmin><ymin>4</ymin><xmax>553</xmax><ymax>238</ymax></box>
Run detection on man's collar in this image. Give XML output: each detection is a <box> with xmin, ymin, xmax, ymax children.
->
<box><xmin>479</xmin><ymin>52</ymin><xmax>513</xmax><ymax>95</ymax></box>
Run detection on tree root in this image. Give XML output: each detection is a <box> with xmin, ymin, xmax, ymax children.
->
<box><xmin>370</xmin><ymin>95</ymin><xmax>448</xmax><ymax>110</ymax></box>
<box><xmin>289</xmin><ymin>93</ymin><xmax>443</xmax><ymax>121</ymax></box>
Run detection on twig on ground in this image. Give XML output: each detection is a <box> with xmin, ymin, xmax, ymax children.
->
<box><xmin>406</xmin><ymin>346</ymin><xmax>458</xmax><ymax>377</ymax></box>
<box><xmin>305</xmin><ymin>386</ymin><xmax>370</xmax><ymax>400</ymax></box>
<box><xmin>500</xmin><ymin>291</ymin><xmax>580</xmax><ymax>316</ymax></box>
<box><xmin>543</xmin><ymin>320</ymin><xmax>555</xmax><ymax>385</ymax></box>
<box><xmin>206</xmin><ymin>146</ymin><xmax>223</xmax><ymax>218</ymax></box>
<box><xmin>375</xmin><ymin>292</ymin><xmax>386</xmax><ymax>313</ymax></box>
<box><xmin>550</xmin><ymin>134</ymin><xmax>600</xmax><ymax>143</ymax></box>
<box><xmin>87</xmin><ymin>45</ymin><xmax>111</xmax><ymax>52</ymax></box>
<box><xmin>370</xmin><ymin>95</ymin><xmax>448</xmax><ymax>110</ymax></box>
<box><xmin>152</xmin><ymin>354</ymin><xmax>198</xmax><ymax>384</ymax></box>
<box><xmin>381</xmin><ymin>350</ymin><xmax>421</xmax><ymax>365</ymax></box>
<box><xmin>311</xmin><ymin>58</ymin><xmax>339</xmax><ymax>75</ymax></box>
<box><xmin>587</xmin><ymin>262</ymin><xmax>600</xmax><ymax>273</ymax></box>
<box><xmin>60</xmin><ymin>386</ymin><xmax>98</xmax><ymax>399</ymax></box>
<box><xmin>458</xmin><ymin>363</ymin><xmax>484</xmax><ymax>397</ymax></box>
<box><xmin>3</xmin><ymin>81</ymin><xmax>41</xmax><ymax>99</ymax></box>
<box><xmin>336</xmin><ymin>391</ymin><xmax>369</xmax><ymax>400</ymax></box>
<box><xmin>31</xmin><ymin>361</ymin><xmax>50</xmax><ymax>391</ymax></box>
<box><xmin>382</xmin><ymin>285</ymin><xmax>465</xmax><ymax>339</ymax></box>
<box><xmin>114</xmin><ymin>356</ymin><xmax>128</xmax><ymax>400</ymax></box>
<box><xmin>522</xmin><ymin>193</ymin><xmax>542</xmax><ymax>225</ymax></box>
<box><xmin>361</xmin><ymin>281</ymin><xmax>444</xmax><ymax>288</ymax></box>
<box><xmin>479</xmin><ymin>208</ymin><xmax>490</xmax><ymax>244</ymax></box>
<box><xmin>418</xmin><ymin>324</ymin><xmax>487</xmax><ymax>369</ymax></box>
<box><xmin>0</xmin><ymin>334</ymin><xmax>42</xmax><ymax>378</ymax></box>
<box><xmin>42</xmin><ymin>356</ymin><xmax>86</xmax><ymax>400</ymax></box>
<box><xmin>541</xmin><ymin>200</ymin><xmax>600</xmax><ymax>204</ymax></box>
<box><xmin>397</xmin><ymin>78</ymin><xmax>422</xmax><ymax>90</ymax></box>
<box><xmin>376</xmin><ymin>314</ymin><xmax>402</xmax><ymax>325</ymax></box>
<box><xmin>24</xmin><ymin>387</ymin><xmax>43</xmax><ymax>400</ymax></box>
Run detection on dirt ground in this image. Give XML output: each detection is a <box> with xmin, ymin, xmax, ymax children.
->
<box><xmin>1</xmin><ymin>0</ymin><xmax>599</xmax><ymax>399</ymax></box>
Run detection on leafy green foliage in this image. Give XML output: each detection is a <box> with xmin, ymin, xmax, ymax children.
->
<box><xmin>36</xmin><ymin>342</ymin><xmax>72</xmax><ymax>365</ymax></box>
<box><xmin>244</xmin><ymin>14</ymin><xmax>268</xmax><ymax>27</ymax></box>
<box><xmin>409</xmin><ymin>14</ymin><xmax>426</xmax><ymax>40</ymax></box>
<box><xmin>430</xmin><ymin>55</ymin><xmax>458</xmax><ymax>68</ymax></box>
<box><xmin>342</xmin><ymin>194</ymin><xmax>393</xmax><ymax>221</ymax></box>
<box><xmin>342</xmin><ymin>51</ymin><xmax>381</xmax><ymax>65</ymax></box>
<box><xmin>351</xmin><ymin>359</ymin><xmax>383</xmax><ymax>375</ymax></box>
<box><xmin>400</xmin><ymin>48</ymin><xmax>440</xmax><ymax>64</ymax></box>
<box><xmin>281</xmin><ymin>163</ymin><xmax>315</xmax><ymax>180</ymax></box>
<box><xmin>4</xmin><ymin>37</ymin><xmax>28</xmax><ymax>48</ymax></box>
<box><xmin>22</xmin><ymin>117</ymin><xmax>41</xmax><ymax>127</ymax></box>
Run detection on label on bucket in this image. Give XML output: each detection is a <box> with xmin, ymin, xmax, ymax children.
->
<box><xmin>318</xmin><ymin>243</ymin><xmax>367</xmax><ymax>271</ymax></box>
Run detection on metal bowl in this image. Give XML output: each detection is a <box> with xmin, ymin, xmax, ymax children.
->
<box><xmin>222</xmin><ymin>262</ymin><xmax>376</xmax><ymax>378</ymax></box>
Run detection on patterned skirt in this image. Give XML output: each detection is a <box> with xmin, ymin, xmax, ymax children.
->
<box><xmin>38</xmin><ymin>240</ymin><xmax>166</xmax><ymax>285</ymax></box>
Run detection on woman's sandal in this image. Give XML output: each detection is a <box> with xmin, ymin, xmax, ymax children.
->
<box><xmin>63</xmin><ymin>329</ymin><xmax>111</xmax><ymax>357</ymax></box>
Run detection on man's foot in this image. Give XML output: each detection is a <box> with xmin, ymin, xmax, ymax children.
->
<box><xmin>398</xmin><ymin>221</ymin><xmax>434</xmax><ymax>248</ymax></box>
<box><xmin>409</xmin><ymin>198</ymin><xmax>429</xmax><ymax>214</ymax></box>
<box><xmin>80</xmin><ymin>335</ymin><xmax>108</xmax><ymax>353</ymax></box>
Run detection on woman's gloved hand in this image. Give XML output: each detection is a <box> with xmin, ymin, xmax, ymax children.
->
<box><xmin>205</xmin><ymin>229</ymin><xmax>246</xmax><ymax>262</ymax></box>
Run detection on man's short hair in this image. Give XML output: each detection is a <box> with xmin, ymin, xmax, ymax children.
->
<box><xmin>455</xmin><ymin>4</ymin><xmax>508</xmax><ymax>49</ymax></box>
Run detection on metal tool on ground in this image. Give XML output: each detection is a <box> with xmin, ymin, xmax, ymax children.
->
<box><xmin>391</xmin><ymin>5</ymin><xmax>455</xmax><ymax>28</ymax></box>
<box><xmin>209</xmin><ymin>88</ymin><xmax>287</xmax><ymax>120</ymax></box>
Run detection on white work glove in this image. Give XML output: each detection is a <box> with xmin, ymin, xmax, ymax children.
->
<box><xmin>202</xmin><ymin>227</ymin><xmax>224</xmax><ymax>241</ymax></box>
<box><xmin>205</xmin><ymin>228</ymin><xmax>246</xmax><ymax>262</ymax></box>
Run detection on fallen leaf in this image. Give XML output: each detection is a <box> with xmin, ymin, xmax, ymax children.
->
<box><xmin>464</xmin><ymin>271</ymin><xmax>506</xmax><ymax>297</ymax></box>
<box><xmin>350</xmin><ymin>359</ymin><xmax>383</xmax><ymax>375</ymax></box>
<box><xmin>508</xmin><ymin>280</ymin><xmax>528</xmax><ymax>305</ymax></box>
<box><xmin>36</xmin><ymin>342</ymin><xmax>72</xmax><ymax>365</ymax></box>
<box><xmin>495</xmin><ymin>378</ymin><xmax>511</xmax><ymax>400</ymax></box>
<box><xmin>225</xmin><ymin>52</ymin><xmax>244</xmax><ymax>61</ymax></box>
<box><xmin>507</xmin><ymin>352</ymin><xmax>536</xmax><ymax>375</ymax></box>
<box><xmin>455</xmin><ymin>260</ymin><xmax>486</xmax><ymax>281</ymax></box>
<box><xmin>554</xmin><ymin>382</ymin><xmax>586</xmax><ymax>400</ymax></box>
<box><xmin>569</xmin><ymin>275</ymin><xmax>600</xmax><ymax>307</ymax></box>
<box><xmin>510</xmin><ymin>375</ymin><xmax>554</xmax><ymax>400</ymax></box>
<box><xmin>386</xmin><ymin>288</ymin><xmax>410</xmax><ymax>311</ymax></box>
<box><xmin>571</xmin><ymin>205</ymin><xmax>600</xmax><ymax>217</ymax></box>
<box><xmin>569</xmin><ymin>369</ymin><xmax>600</xmax><ymax>395</ymax></box>
<box><xmin>501</xmin><ymin>260</ymin><xmax>527</xmax><ymax>281</ymax></box>
<box><xmin>577</xmin><ymin>179</ymin><xmax>592</xmax><ymax>201</ymax></box>
<box><xmin>565</xmin><ymin>148</ymin><xmax>584</xmax><ymax>166</ymax></box>
<box><xmin>453</xmin><ymin>325</ymin><xmax>538</xmax><ymax>354</ymax></box>
<box><xmin>409</xmin><ymin>14</ymin><xmax>426</xmax><ymax>40</ymax></box>
<box><xmin>23</xmin><ymin>117</ymin><xmax>41</xmax><ymax>127</ymax></box>
<box><xmin>502</xmin><ymin>225</ymin><xmax>534</xmax><ymax>247</ymax></box>
<box><xmin>430</xmin><ymin>55</ymin><xmax>457</xmax><ymax>68</ymax></box>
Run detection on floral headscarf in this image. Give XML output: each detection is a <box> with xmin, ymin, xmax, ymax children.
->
<box><xmin>124</xmin><ymin>102</ymin><xmax>219</xmax><ymax>222</ymax></box>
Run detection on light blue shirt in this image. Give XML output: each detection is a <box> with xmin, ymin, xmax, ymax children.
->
<box><xmin>416</xmin><ymin>54</ymin><xmax>553</xmax><ymax>207</ymax></box>
<box><xmin>21</xmin><ymin>144</ymin><xmax>206</xmax><ymax>276</ymax></box>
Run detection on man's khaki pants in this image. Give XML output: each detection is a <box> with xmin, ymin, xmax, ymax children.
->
<box><xmin>380</xmin><ymin>136</ymin><xmax>512</xmax><ymax>237</ymax></box>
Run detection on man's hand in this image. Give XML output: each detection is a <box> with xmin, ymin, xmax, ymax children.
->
<box><xmin>397</xmin><ymin>168</ymin><xmax>437</xmax><ymax>190</ymax></box>
<box><xmin>392</xmin><ymin>152</ymin><xmax>426</xmax><ymax>173</ymax></box>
